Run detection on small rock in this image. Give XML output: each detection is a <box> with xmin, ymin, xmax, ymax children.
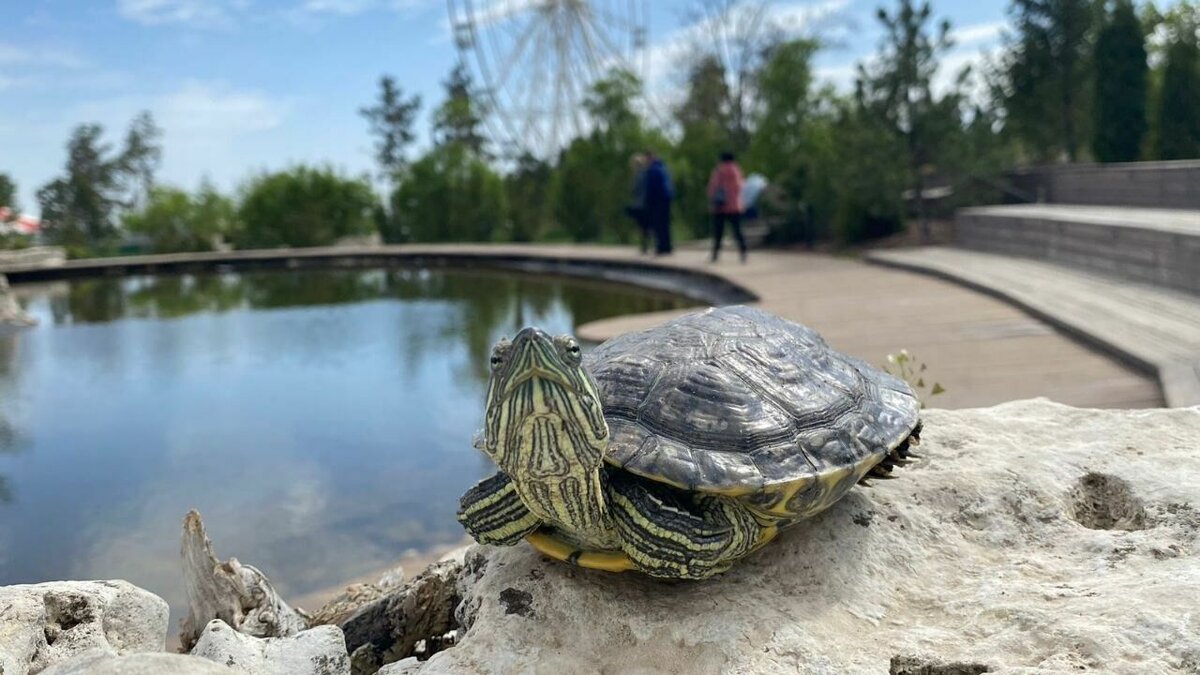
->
<box><xmin>191</xmin><ymin>620</ymin><xmax>351</xmax><ymax>675</ymax></box>
<box><xmin>0</xmin><ymin>580</ymin><xmax>169</xmax><ymax>675</ymax></box>
<box><xmin>889</xmin><ymin>654</ymin><xmax>992</xmax><ymax>674</ymax></box>
<box><xmin>39</xmin><ymin>650</ymin><xmax>236</xmax><ymax>674</ymax></box>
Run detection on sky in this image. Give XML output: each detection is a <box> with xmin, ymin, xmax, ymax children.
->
<box><xmin>0</xmin><ymin>0</ymin><xmax>1008</xmax><ymax>215</ymax></box>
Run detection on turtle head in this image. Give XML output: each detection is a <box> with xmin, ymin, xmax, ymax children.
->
<box><xmin>482</xmin><ymin>327</ymin><xmax>608</xmax><ymax>472</ymax></box>
<box><xmin>480</xmin><ymin>328</ymin><xmax>612</xmax><ymax>534</ymax></box>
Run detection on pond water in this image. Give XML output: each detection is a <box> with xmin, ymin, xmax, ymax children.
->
<box><xmin>0</xmin><ymin>266</ymin><xmax>694</xmax><ymax>619</ymax></box>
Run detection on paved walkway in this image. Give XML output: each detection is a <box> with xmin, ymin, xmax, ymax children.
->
<box><xmin>554</xmin><ymin>248</ymin><xmax>1162</xmax><ymax>409</ymax></box>
<box><xmin>1</xmin><ymin>244</ymin><xmax>1164</xmax><ymax>409</ymax></box>
<box><xmin>867</xmin><ymin>246</ymin><xmax>1200</xmax><ymax>407</ymax></box>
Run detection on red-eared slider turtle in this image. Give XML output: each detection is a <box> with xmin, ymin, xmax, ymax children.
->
<box><xmin>458</xmin><ymin>306</ymin><xmax>921</xmax><ymax>579</ymax></box>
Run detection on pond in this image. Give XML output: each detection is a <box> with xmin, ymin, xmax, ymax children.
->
<box><xmin>0</xmin><ymin>266</ymin><xmax>695</xmax><ymax>620</ymax></box>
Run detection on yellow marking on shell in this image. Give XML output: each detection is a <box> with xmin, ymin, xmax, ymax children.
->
<box><xmin>526</xmin><ymin>531</ymin><xmax>635</xmax><ymax>572</ymax></box>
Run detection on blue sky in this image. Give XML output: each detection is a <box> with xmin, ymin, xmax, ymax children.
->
<box><xmin>0</xmin><ymin>0</ymin><xmax>1008</xmax><ymax>214</ymax></box>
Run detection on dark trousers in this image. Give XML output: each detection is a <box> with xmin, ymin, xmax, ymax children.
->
<box><xmin>711</xmin><ymin>212</ymin><xmax>746</xmax><ymax>260</ymax></box>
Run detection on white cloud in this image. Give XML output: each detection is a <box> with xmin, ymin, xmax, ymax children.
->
<box><xmin>301</xmin><ymin>0</ymin><xmax>378</xmax><ymax>15</ymax></box>
<box><xmin>0</xmin><ymin>42</ymin><xmax>89</xmax><ymax>69</ymax></box>
<box><xmin>815</xmin><ymin>19</ymin><xmax>1007</xmax><ymax>96</ymax></box>
<box><xmin>116</xmin><ymin>0</ymin><xmax>243</xmax><ymax>27</ymax></box>
<box><xmin>953</xmin><ymin>21</ymin><xmax>1006</xmax><ymax>47</ymax></box>
<box><xmin>641</xmin><ymin>0</ymin><xmax>852</xmax><ymax>111</ymax></box>
<box><xmin>159</xmin><ymin>81</ymin><xmax>284</xmax><ymax>136</ymax></box>
<box><xmin>65</xmin><ymin>81</ymin><xmax>288</xmax><ymax>194</ymax></box>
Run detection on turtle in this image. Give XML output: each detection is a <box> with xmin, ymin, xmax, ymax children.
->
<box><xmin>457</xmin><ymin>305</ymin><xmax>922</xmax><ymax>580</ymax></box>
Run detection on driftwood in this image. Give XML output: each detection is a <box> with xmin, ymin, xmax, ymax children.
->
<box><xmin>179</xmin><ymin>509</ymin><xmax>309</xmax><ymax>651</ymax></box>
<box><xmin>340</xmin><ymin>560</ymin><xmax>461</xmax><ymax>675</ymax></box>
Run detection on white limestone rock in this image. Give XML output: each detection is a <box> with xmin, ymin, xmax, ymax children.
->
<box><xmin>39</xmin><ymin>651</ymin><xmax>236</xmax><ymax>674</ymax></box>
<box><xmin>191</xmin><ymin>620</ymin><xmax>350</xmax><ymax>675</ymax></box>
<box><xmin>415</xmin><ymin>400</ymin><xmax>1200</xmax><ymax>674</ymax></box>
<box><xmin>377</xmin><ymin>657</ymin><xmax>422</xmax><ymax>675</ymax></box>
<box><xmin>0</xmin><ymin>274</ymin><xmax>36</xmax><ymax>327</ymax></box>
<box><xmin>0</xmin><ymin>580</ymin><xmax>169</xmax><ymax>675</ymax></box>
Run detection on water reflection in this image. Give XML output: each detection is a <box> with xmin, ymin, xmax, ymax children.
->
<box><xmin>0</xmin><ymin>267</ymin><xmax>693</xmax><ymax>622</ymax></box>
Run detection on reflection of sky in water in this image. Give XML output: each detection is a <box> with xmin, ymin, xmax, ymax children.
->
<box><xmin>0</xmin><ymin>268</ymin><xmax>692</xmax><ymax>622</ymax></box>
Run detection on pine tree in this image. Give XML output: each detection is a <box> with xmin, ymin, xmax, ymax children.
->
<box><xmin>432</xmin><ymin>64</ymin><xmax>488</xmax><ymax>157</ymax></box>
<box><xmin>1092</xmin><ymin>0</ymin><xmax>1147</xmax><ymax>162</ymax></box>
<box><xmin>1002</xmin><ymin>0</ymin><xmax>1095</xmax><ymax>161</ymax></box>
<box><xmin>359</xmin><ymin>75</ymin><xmax>421</xmax><ymax>182</ymax></box>
<box><xmin>1156</xmin><ymin>34</ymin><xmax>1200</xmax><ymax>159</ymax></box>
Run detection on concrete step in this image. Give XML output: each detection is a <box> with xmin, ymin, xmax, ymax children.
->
<box><xmin>865</xmin><ymin>246</ymin><xmax>1200</xmax><ymax>407</ymax></box>
<box><xmin>955</xmin><ymin>204</ymin><xmax>1200</xmax><ymax>294</ymax></box>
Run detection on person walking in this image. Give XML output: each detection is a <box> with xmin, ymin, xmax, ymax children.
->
<box><xmin>624</xmin><ymin>153</ymin><xmax>651</xmax><ymax>254</ymax></box>
<box><xmin>643</xmin><ymin>152</ymin><xmax>674</xmax><ymax>255</ymax></box>
<box><xmin>707</xmin><ymin>151</ymin><xmax>747</xmax><ymax>262</ymax></box>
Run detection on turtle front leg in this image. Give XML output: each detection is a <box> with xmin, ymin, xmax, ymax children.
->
<box><xmin>457</xmin><ymin>471</ymin><xmax>543</xmax><ymax>546</ymax></box>
<box><xmin>606</xmin><ymin>472</ymin><xmax>766</xmax><ymax>580</ymax></box>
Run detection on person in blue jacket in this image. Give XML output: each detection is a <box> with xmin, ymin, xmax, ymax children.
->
<box><xmin>641</xmin><ymin>152</ymin><xmax>674</xmax><ymax>255</ymax></box>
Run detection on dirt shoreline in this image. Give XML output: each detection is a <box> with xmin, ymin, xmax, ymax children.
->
<box><xmin>290</xmin><ymin>537</ymin><xmax>473</xmax><ymax>616</ymax></box>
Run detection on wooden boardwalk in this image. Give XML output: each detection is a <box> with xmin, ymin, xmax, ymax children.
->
<box><xmin>0</xmin><ymin>244</ymin><xmax>1163</xmax><ymax>409</ymax></box>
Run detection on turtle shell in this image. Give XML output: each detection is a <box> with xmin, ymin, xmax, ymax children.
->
<box><xmin>586</xmin><ymin>306</ymin><xmax>920</xmax><ymax>501</ymax></box>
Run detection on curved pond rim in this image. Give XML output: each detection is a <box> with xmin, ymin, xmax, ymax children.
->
<box><xmin>0</xmin><ymin>245</ymin><xmax>758</xmax><ymax>308</ymax></box>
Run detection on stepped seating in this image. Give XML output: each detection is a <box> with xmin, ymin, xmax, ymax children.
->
<box><xmin>955</xmin><ymin>204</ymin><xmax>1200</xmax><ymax>295</ymax></box>
<box><xmin>866</xmin><ymin>246</ymin><xmax>1200</xmax><ymax>407</ymax></box>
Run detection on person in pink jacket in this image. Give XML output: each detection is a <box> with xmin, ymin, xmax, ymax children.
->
<box><xmin>706</xmin><ymin>151</ymin><xmax>747</xmax><ymax>262</ymax></box>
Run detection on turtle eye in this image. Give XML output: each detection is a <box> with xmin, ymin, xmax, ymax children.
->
<box><xmin>490</xmin><ymin>340</ymin><xmax>511</xmax><ymax>371</ymax></box>
<box><xmin>559</xmin><ymin>337</ymin><xmax>582</xmax><ymax>363</ymax></box>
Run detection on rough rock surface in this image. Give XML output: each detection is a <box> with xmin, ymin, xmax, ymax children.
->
<box><xmin>190</xmin><ymin>620</ymin><xmax>351</xmax><ymax>675</ymax></box>
<box><xmin>340</xmin><ymin>561</ymin><xmax>460</xmax><ymax>675</ymax></box>
<box><xmin>377</xmin><ymin>657</ymin><xmax>422</xmax><ymax>675</ymax></box>
<box><xmin>416</xmin><ymin>401</ymin><xmax>1200</xmax><ymax>674</ymax></box>
<box><xmin>0</xmin><ymin>580</ymin><xmax>169</xmax><ymax>675</ymax></box>
<box><xmin>38</xmin><ymin>651</ymin><xmax>236</xmax><ymax>674</ymax></box>
<box><xmin>309</xmin><ymin>566</ymin><xmax>406</xmax><ymax>627</ymax></box>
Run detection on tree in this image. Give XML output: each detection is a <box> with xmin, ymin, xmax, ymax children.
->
<box><xmin>1092</xmin><ymin>0</ymin><xmax>1148</xmax><ymax>162</ymax></box>
<box><xmin>37</xmin><ymin>112</ymin><xmax>164</xmax><ymax>253</ymax></box>
<box><xmin>37</xmin><ymin>124</ymin><xmax>125</xmax><ymax>249</ymax></box>
<box><xmin>857</xmin><ymin>0</ymin><xmax>961</xmax><ymax>242</ymax></box>
<box><xmin>687</xmin><ymin>0</ymin><xmax>782</xmax><ymax>151</ymax></box>
<box><xmin>1000</xmin><ymin>0</ymin><xmax>1095</xmax><ymax>161</ymax></box>
<box><xmin>235</xmin><ymin>166</ymin><xmax>378</xmax><ymax>249</ymax></box>
<box><xmin>505</xmin><ymin>154</ymin><xmax>553</xmax><ymax>242</ymax></box>
<box><xmin>1156</xmin><ymin>27</ymin><xmax>1200</xmax><ymax>159</ymax></box>
<box><xmin>432</xmin><ymin>64</ymin><xmax>488</xmax><ymax>156</ymax></box>
<box><xmin>748</xmin><ymin>39</ymin><xmax>818</xmax><ymax>183</ymax></box>
<box><xmin>674</xmin><ymin>56</ymin><xmax>735</xmax><ymax>238</ymax></box>
<box><xmin>118</xmin><ymin>111</ymin><xmax>163</xmax><ymax>209</ymax></box>
<box><xmin>389</xmin><ymin>143</ymin><xmax>507</xmax><ymax>243</ymax></box>
<box><xmin>0</xmin><ymin>174</ymin><xmax>17</xmax><ymax>219</ymax></box>
<box><xmin>550</xmin><ymin>70</ymin><xmax>665</xmax><ymax>243</ymax></box>
<box><xmin>360</xmin><ymin>75</ymin><xmax>421</xmax><ymax>182</ymax></box>
<box><xmin>122</xmin><ymin>182</ymin><xmax>237</xmax><ymax>253</ymax></box>
<box><xmin>675</xmin><ymin>55</ymin><xmax>731</xmax><ymax>132</ymax></box>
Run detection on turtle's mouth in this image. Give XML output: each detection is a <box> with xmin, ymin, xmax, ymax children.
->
<box><xmin>503</xmin><ymin>366</ymin><xmax>584</xmax><ymax>398</ymax></box>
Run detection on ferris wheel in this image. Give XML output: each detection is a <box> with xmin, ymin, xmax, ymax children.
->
<box><xmin>447</xmin><ymin>0</ymin><xmax>650</xmax><ymax>159</ymax></box>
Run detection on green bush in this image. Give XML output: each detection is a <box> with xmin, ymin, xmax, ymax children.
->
<box><xmin>235</xmin><ymin>165</ymin><xmax>378</xmax><ymax>249</ymax></box>
<box><xmin>122</xmin><ymin>183</ymin><xmax>236</xmax><ymax>253</ymax></box>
